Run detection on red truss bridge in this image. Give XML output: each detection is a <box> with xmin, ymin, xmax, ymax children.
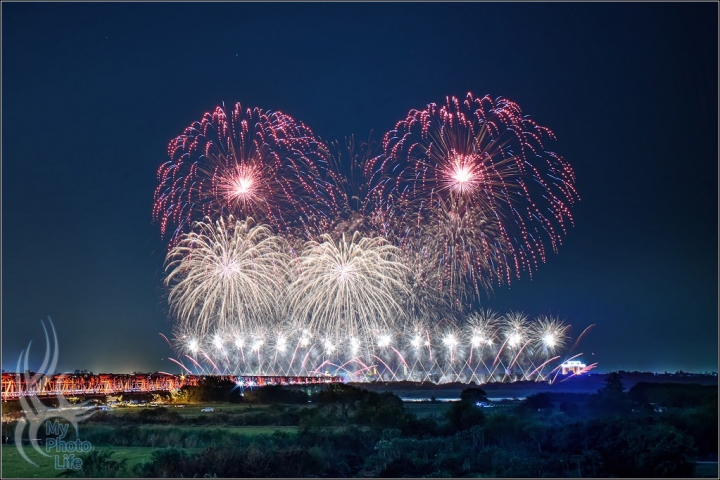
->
<box><xmin>1</xmin><ymin>372</ymin><xmax>343</xmax><ymax>400</ymax></box>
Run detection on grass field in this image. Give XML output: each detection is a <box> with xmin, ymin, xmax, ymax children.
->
<box><xmin>2</xmin><ymin>405</ymin><xmax>302</xmax><ymax>479</ymax></box>
<box><xmin>106</xmin><ymin>402</ymin><xmax>274</xmax><ymax>415</ymax></box>
<box><xmin>129</xmin><ymin>424</ymin><xmax>299</xmax><ymax>435</ymax></box>
<box><xmin>1</xmin><ymin>445</ymin><xmax>180</xmax><ymax>478</ymax></box>
<box><xmin>403</xmin><ymin>402</ymin><xmax>450</xmax><ymax>418</ymax></box>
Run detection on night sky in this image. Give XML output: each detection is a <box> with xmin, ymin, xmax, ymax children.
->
<box><xmin>2</xmin><ymin>2</ymin><xmax>717</xmax><ymax>375</ymax></box>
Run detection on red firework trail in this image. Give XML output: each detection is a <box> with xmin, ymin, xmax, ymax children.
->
<box><xmin>568</xmin><ymin>324</ymin><xmax>596</xmax><ymax>354</ymax></box>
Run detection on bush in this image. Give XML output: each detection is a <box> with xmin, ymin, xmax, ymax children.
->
<box><xmin>244</xmin><ymin>385</ymin><xmax>308</xmax><ymax>404</ymax></box>
<box><xmin>524</xmin><ymin>393</ymin><xmax>553</xmax><ymax>410</ymax></box>
<box><xmin>446</xmin><ymin>400</ymin><xmax>485</xmax><ymax>431</ymax></box>
<box><xmin>60</xmin><ymin>450</ymin><xmax>129</xmax><ymax>478</ymax></box>
<box><xmin>559</xmin><ymin>400</ymin><xmax>579</xmax><ymax>416</ymax></box>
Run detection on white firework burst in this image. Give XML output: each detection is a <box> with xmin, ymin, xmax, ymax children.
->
<box><xmin>501</xmin><ymin>311</ymin><xmax>531</xmax><ymax>350</ymax></box>
<box><xmin>287</xmin><ymin>231</ymin><xmax>411</xmax><ymax>345</ymax></box>
<box><xmin>530</xmin><ymin>315</ymin><xmax>570</xmax><ymax>355</ymax></box>
<box><xmin>464</xmin><ymin>309</ymin><xmax>501</xmax><ymax>350</ymax></box>
<box><xmin>165</xmin><ymin>216</ymin><xmax>290</xmax><ymax>334</ymax></box>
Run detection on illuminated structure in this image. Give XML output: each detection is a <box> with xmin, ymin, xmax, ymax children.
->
<box><xmin>560</xmin><ymin>360</ymin><xmax>588</xmax><ymax>375</ymax></box>
<box><xmin>1</xmin><ymin>372</ymin><xmax>341</xmax><ymax>401</ymax></box>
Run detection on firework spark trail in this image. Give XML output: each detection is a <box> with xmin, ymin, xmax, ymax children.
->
<box><xmin>168</xmin><ymin>311</ymin><xmax>580</xmax><ymax>383</ymax></box>
<box><xmin>310</xmin><ymin>361</ymin><xmax>360</xmax><ymax>378</ymax></box>
<box><xmin>169</xmin><ymin>358</ymin><xmax>193</xmax><ymax>374</ymax></box>
<box><xmin>568</xmin><ymin>324</ymin><xmax>596</xmax><ymax>354</ymax></box>
<box><xmin>507</xmin><ymin>339</ymin><xmax>534</xmax><ymax>381</ymax></box>
<box><xmin>390</xmin><ymin>346</ymin><xmax>411</xmax><ymax>375</ymax></box>
<box><xmin>325</xmin><ymin>134</ymin><xmax>393</xmax><ymax>238</ymax></box>
<box><xmin>558</xmin><ymin>361</ymin><xmax>597</xmax><ymax>382</ymax></box>
<box><xmin>530</xmin><ymin>315</ymin><xmax>570</xmax><ymax>356</ymax></box>
<box><xmin>300</xmin><ymin>343</ymin><xmax>318</xmax><ymax>373</ymax></box>
<box><xmin>552</xmin><ymin>352</ymin><xmax>585</xmax><ymax>383</ymax></box>
<box><xmin>199</xmin><ymin>350</ymin><xmax>221</xmax><ymax>374</ymax></box>
<box><xmin>184</xmin><ymin>355</ymin><xmax>206</xmax><ymax>374</ymax></box>
<box><xmin>159</xmin><ymin>333</ymin><xmax>173</xmax><ymax>349</ymax></box>
<box><xmin>489</xmin><ymin>337</ymin><xmax>512</xmax><ymax>379</ymax></box>
<box><xmin>371</xmin><ymin>355</ymin><xmax>400</xmax><ymax>382</ymax></box>
<box><xmin>526</xmin><ymin>355</ymin><xmax>560</xmax><ymax>380</ymax></box>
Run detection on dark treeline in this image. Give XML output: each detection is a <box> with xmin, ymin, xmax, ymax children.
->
<box><xmin>53</xmin><ymin>374</ymin><xmax>716</xmax><ymax>478</ymax></box>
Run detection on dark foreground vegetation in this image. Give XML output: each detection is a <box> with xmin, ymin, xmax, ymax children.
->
<box><xmin>2</xmin><ymin>373</ymin><xmax>716</xmax><ymax>477</ymax></box>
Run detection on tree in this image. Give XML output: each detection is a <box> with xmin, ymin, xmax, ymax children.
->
<box><xmin>523</xmin><ymin>393</ymin><xmax>553</xmax><ymax>411</ymax></box>
<box><xmin>345</xmin><ymin>390</ymin><xmax>410</xmax><ymax>430</ymax></box>
<box><xmin>316</xmin><ymin>384</ymin><xmax>366</xmax><ymax>423</ymax></box>
<box><xmin>460</xmin><ymin>387</ymin><xmax>488</xmax><ymax>404</ymax></box>
<box><xmin>180</xmin><ymin>376</ymin><xmax>241</xmax><ymax>403</ymax></box>
<box><xmin>587</xmin><ymin>372</ymin><xmax>631</xmax><ymax>415</ymax></box>
<box><xmin>622</xmin><ymin>423</ymin><xmax>696</xmax><ymax>477</ymax></box>
<box><xmin>444</xmin><ymin>387</ymin><xmax>490</xmax><ymax>431</ymax></box>
<box><xmin>599</xmin><ymin>372</ymin><xmax>624</xmax><ymax>395</ymax></box>
<box><xmin>559</xmin><ymin>400</ymin><xmax>579</xmax><ymax>416</ymax></box>
<box><xmin>446</xmin><ymin>400</ymin><xmax>486</xmax><ymax>431</ymax></box>
<box><xmin>244</xmin><ymin>385</ymin><xmax>307</xmax><ymax>404</ymax></box>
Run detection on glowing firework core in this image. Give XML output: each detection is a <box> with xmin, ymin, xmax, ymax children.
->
<box><xmin>335</xmin><ymin>263</ymin><xmax>357</xmax><ymax>282</ymax></box>
<box><xmin>443</xmin><ymin>334</ymin><xmax>458</xmax><ymax>349</ymax></box>
<box><xmin>233</xmin><ymin>176</ymin><xmax>254</xmax><ymax>196</ymax></box>
<box><xmin>217</xmin><ymin>258</ymin><xmax>239</xmax><ymax>277</ymax></box>
<box><xmin>451</xmin><ymin>163</ymin><xmax>474</xmax><ymax>192</ymax></box>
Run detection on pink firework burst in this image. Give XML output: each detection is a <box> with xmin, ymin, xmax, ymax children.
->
<box><xmin>376</xmin><ymin>93</ymin><xmax>578</xmax><ymax>299</ymax></box>
<box><xmin>153</xmin><ymin>102</ymin><xmax>343</xmax><ymax>245</ymax></box>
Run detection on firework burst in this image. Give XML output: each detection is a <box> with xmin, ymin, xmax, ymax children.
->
<box><xmin>401</xmin><ymin>196</ymin><xmax>511</xmax><ymax>307</ymax></box>
<box><xmin>165</xmin><ymin>216</ymin><xmax>290</xmax><ymax>334</ymax></box>
<box><xmin>464</xmin><ymin>309</ymin><xmax>501</xmax><ymax>349</ymax></box>
<box><xmin>376</xmin><ymin>93</ymin><xmax>578</xmax><ymax>300</ymax></box>
<box><xmin>153</xmin><ymin>103</ymin><xmax>343</xmax><ymax>244</ymax></box>
<box><xmin>501</xmin><ymin>311</ymin><xmax>531</xmax><ymax>350</ymax></box>
<box><xmin>157</xmin><ymin>94</ymin><xmax>587</xmax><ymax>384</ymax></box>
<box><xmin>287</xmin><ymin>231</ymin><xmax>411</xmax><ymax>345</ymax></box>
<box><xmin>530</xmin><ymin>315</ymin><xmax>570</xmax><ymax>356</ymax></box>
<box><xmin>324</xmin><ymin>133</ymin><xmax>400</xmax><ymax>240</ymax></box>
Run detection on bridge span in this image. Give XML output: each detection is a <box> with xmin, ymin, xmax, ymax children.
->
<box><xmin>1</xmin><ymin>372</ymin><xmax>343</xmax><ymax>400</ymax></box>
